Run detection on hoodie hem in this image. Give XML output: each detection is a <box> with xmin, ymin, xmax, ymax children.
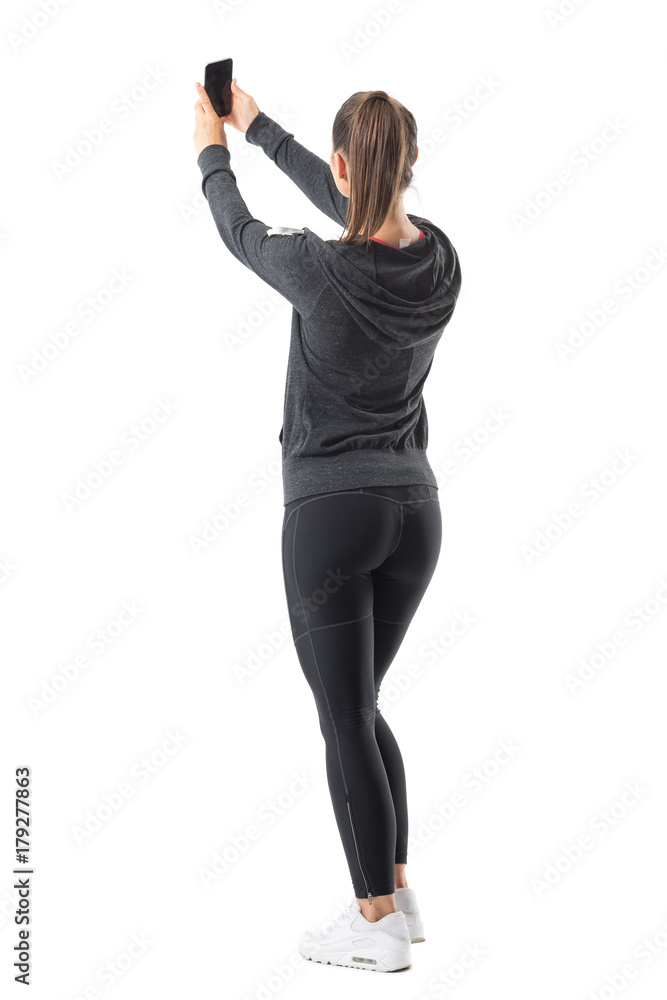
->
<box><xmin>282</xmin><ymin>450</ymin><xmax>438</xmax><ymax>505</ymax></box>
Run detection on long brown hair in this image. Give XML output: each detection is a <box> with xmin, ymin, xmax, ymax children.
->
<box><xmin>331</xmin><ymin>90</ymin><xmax>421</xmax><ymax>250</ymax></box>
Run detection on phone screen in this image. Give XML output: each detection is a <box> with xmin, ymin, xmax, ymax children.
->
<box><xmin>204</xmin><ymin>58</ymin><xmax>233</xmax><ymax>117</ymax></box>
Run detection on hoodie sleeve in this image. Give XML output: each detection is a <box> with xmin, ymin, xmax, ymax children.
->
<box><xmin>197</xmin><ymin>142</ymin><xmax>326</xmax><ymax>316</ymax></box>
<box><xmin>243</xmin><ymin>112</ymin><xmax>349</xmax><ymax>227</ymax></box>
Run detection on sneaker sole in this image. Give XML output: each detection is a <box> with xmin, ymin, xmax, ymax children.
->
<box><xmin>395</xmin><ymin>899</ymin><xmax>425</xmax><ymax>942</ymax></box>
<box><xmin>395</xmin><ymin>913</ymin><xmax>425</xmax><ymax>943</ymax></box>
<box><xmin>407</xmin><ymin>918</ymin><xmax>425</xmax><ymax>943</ymax></box>
<box><xmin>299</xmin><ymin>944</ymin><xmax>411</xmax><ymax>972</ymax></box>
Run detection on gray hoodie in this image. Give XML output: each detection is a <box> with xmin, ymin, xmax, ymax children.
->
<box><xmin>197</xmin><ymin>110</ymin><xmax>462</xmax><ymax>504</ymax></box>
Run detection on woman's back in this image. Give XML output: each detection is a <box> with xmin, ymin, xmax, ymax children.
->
<box><xmin>278</xmin><ymin>215</ymin><xmax>461</xmax><ymax>503</ymax></box>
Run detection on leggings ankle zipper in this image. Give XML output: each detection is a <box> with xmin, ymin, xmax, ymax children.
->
<box><xmin>346</xmin><ymin>794</ymin><xmax>372</xmax><ymax>905</ymax></box>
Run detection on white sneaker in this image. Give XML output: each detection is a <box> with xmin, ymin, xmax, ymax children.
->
<box><xmin>394</xmin><ymin>887</ymin><xmax>425</xmax><ymax>943</ymax></box>
<box><xmin>299</xmin><ymin>898</ymin><xmax>412</xmax><ymax>972</ymax></box>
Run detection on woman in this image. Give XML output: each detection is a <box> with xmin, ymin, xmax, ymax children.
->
<box><xmin>194</xmin><ymin>78</ymin><xmax>462</xmax><ymax>973</ymax></box>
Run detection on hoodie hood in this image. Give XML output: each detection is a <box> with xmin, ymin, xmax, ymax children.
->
<box><xmin>305</xmin><ymin>213</ymin><xmax>461</xmax><ymax>350</ymax></box>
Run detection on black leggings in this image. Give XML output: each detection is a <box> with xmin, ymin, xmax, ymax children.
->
<box><xmin>281</xmin><ymin>483</ymin><xmax>442</xmax><ymax>899</ymax></box>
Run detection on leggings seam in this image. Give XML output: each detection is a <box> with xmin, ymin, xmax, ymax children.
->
<box><xmin>293</xmin><ymin>611</ymin><xmax>373</xmax><ymax>641</ymax></box>
<box><xmin>282</xmin><ymin>489</ymin><xmax>438</xmax><ymax>532</ymax></box>
<box><xmin>384</xmin><ymin>502</ymin><xmax>404</xmax><ymax>561</ymax></box>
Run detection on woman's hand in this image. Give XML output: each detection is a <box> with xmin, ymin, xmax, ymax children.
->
<box><xmin>193</xmin><ymin>78</ymin><xmax>261</xmax><ymax>157</ymax></box>
<box><xmin>223</xmin><ymin>78</ymin><xmax>261</xmax><ymax>134</ymax></box>
<box><xmin>193</xmin><ymin>82</ymin><xmax>228</xmax><ymax>158</ymax></box>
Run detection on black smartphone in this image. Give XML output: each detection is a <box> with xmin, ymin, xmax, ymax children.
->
<box><xmin>204</xmin><ymin>58</ymin><xmax>233</xmax><ymax>117</ymax></box>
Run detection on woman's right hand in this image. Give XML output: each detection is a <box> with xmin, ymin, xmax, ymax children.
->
<box><xmin>222</xmin><ymin>78</ymin><xmax>261</xmax><ymax>134</ymax></box>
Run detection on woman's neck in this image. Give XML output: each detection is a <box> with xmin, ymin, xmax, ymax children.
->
<box><xmin>371</xmin><ymin>208</ymin><xmax>421</xmax><ymax>247</ymax></box>
<box><xmin>370</xmin><ymin>223</ymin><xmax>422</xmax><ymax>248</ymax></box>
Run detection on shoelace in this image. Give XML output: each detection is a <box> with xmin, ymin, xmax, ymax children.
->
<box><xmin>315</xmin><ymin>900</ymin><xmax>357</xmax><ymax>937</ymax></box>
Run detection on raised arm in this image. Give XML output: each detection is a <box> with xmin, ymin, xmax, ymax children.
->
<box><xmin>197</xmin><ymin>142</ymin><xmax>327</xmax><ymax>317</ymax></box>
<box><xmin>244</xmin><ymin>111</ymin><xmax>350</xmax><ymax>227</ymax></box>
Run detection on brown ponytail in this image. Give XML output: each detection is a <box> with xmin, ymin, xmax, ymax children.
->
<box><xmin>331</xmin><ymin>90</ymin><xmax>419</xmax><ymax>250</ymax></box>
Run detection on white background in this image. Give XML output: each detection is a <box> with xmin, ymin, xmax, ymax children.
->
<box><xmin>2</xmin><ymin>0</ymin><xmax>666</xmax><ymax>996</ymax></box>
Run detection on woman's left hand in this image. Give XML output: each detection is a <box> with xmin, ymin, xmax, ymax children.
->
<box><xmin>193</xmin><ymin>82</ymin><xmax>228</xmax><ymax>157</ymax></box>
